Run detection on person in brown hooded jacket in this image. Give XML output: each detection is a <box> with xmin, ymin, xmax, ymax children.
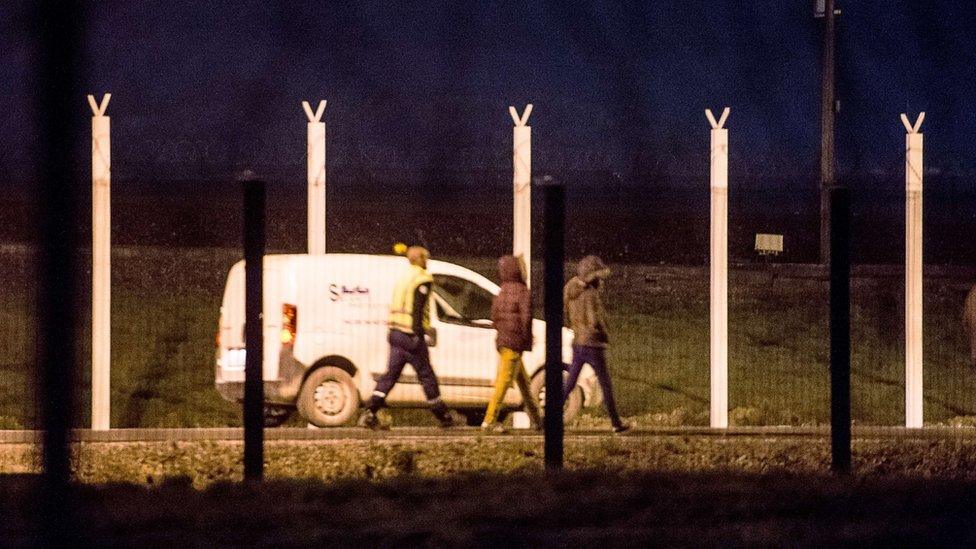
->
<box><xmin>482</xmin><ymin>255</ymin><xmax>543</xmax><ymax>432</ymax></box>
<box><xmin>563</xmin><ymin>255</ymin><xmax>629</xmax><ymax>433</ymax></box>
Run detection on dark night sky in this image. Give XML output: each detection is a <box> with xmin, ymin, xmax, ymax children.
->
<box><xmin>2</xmin><ymin>1</ymin><xmax>975</xmax><ymax>190</ymax></box>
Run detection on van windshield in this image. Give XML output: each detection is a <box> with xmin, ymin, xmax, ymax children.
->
<box><xmin>432</xmin><ymin>274</ymin><xmax>494</xmax><ymax>324</ymax></box>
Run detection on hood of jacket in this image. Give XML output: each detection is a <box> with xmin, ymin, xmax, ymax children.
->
<box><xmin>577</xmin><ymin>255</ymin><xmax>610</xmax><ymax>282</ymax></box>
<box><xmin>565</xmin><ymin>255</ymin><xmax>610</xmax><ymax>300</ymax></box>
<box><xmin>498</xmin><ymin>255</ymin><xmax>525</xmax><ymax>284</ymax></box>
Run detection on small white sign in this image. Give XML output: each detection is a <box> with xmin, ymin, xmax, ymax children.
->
<box><xmin>755</xmin><ymin>234</ymin><xmax>784</xmax><ymax>255</ymax></box>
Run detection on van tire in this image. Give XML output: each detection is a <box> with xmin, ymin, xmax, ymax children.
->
<box><xmin>530</xmin><ymin>369</ymin><xmax>583</xmax><ymax>425</ymax></box>
<box><xmin>297</xmin><ymin>366</ymin><xmax>360</xmax><ymax>427</ymax></box>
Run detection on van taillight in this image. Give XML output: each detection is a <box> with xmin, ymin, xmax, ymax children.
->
<box><xmin>280</xmin><ymin>304</ymin><xmax>297</xmax><ymax>345</ymax></box>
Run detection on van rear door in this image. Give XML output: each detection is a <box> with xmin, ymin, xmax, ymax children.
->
<box><xmin>261</xmin><ymin>265</ymin><xmax>282</xmax><ymax>380</ymax></box>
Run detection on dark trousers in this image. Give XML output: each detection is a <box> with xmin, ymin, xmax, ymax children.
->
<box><xmin>367</xmin><ymin>330</ymin><xmax>446</xmax><ymax>416</ymax></box>
<box><xmin>563</xmin><ymin>344</ymin><xmax>623</xmax><ymax>428</ymax></box>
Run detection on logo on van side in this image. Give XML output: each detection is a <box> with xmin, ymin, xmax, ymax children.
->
<box><xmin>329</xmin><ymin>284</ymin><xmax>370</xmax><ymax>302</ymax></box>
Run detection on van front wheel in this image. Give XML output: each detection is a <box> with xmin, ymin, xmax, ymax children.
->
<box><xmin>297</xmin><ymin>366</ymin><xmax>360</xmax><ymax>427</ymax></box>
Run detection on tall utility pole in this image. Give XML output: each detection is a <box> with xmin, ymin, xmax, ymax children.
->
<box><xmin>819</xmin><ymin>0</ymin><xmax>838</xmax><ymax>264</ymax></box>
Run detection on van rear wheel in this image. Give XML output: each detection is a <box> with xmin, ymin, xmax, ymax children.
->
<box><xmin>530</xmin><ymin>369</ymin><xmax>583</xmax><ymax>425</ymax></box>
<box><xmin>297</xmin><ymin>366</ymin><xmax>360</xmax><ymax>427</ymax></box>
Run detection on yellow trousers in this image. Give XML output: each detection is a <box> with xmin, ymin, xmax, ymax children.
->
<box><xmin>484</xmin><ymin>347</ymin><xmax>542</xmax><ymax>426</ymax></box>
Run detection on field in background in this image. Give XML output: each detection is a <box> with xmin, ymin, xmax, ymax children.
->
<box><xmin>2</xmin><ymin>182</ymin><xmax>976</xmax><ymax>265</ymax></box>
<box><xmin>1</xmin><ymin>245</ymin><xmax>974</xmax><ymax>429</ymax></box>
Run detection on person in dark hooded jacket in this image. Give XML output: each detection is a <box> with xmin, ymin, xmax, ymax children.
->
<box><xmin>482</xmin><ymin>255</ymin><xmax>542</xmax><ymax>432</ymax></box>
<box><xmin>563</xmin><ymin>255</ymin><xmax>630</xmax><ymax>434</ymax></box>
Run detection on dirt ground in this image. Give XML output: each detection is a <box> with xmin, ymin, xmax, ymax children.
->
<box><xmin>5</xmin><ymin>434</ymin><xmax>976</xmax><ymax>485</ymax></box>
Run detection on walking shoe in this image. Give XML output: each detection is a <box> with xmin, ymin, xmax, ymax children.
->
<box><xmin>480</xmin><ymin>422</ymin><xmax>507</xmax><ymax>434</ymax></box>
<box><xmin>437</xmin><ymin>410</ymin><xmax>458</xmax><ymax>428</ymax></box>
<box><xmin>613</xmin><ymin>422</ymin><xmax>632</xmax><ymax>435</ymax></box>
<box><xmin>358</xmin><ymin>409</ymin><xmax>389</xmax><ymax>430</ymax></box>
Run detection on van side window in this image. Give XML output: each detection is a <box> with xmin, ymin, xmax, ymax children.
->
<box><xmin>432</xmin><ymin>275</ymin><xmax>494</xmax><ymax>324</ymax></box>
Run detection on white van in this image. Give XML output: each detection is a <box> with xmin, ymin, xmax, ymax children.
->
<box><xmin>215</xmin><ymin>254</ymin><xmax>600</xmax><ymax>427</ymax></box>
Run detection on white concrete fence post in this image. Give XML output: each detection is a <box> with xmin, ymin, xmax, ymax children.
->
<box><xmin>88</xmin><ymin>93</ymin><xmax>111</xmax><ymax>431</ymax></box>
<box><xmin>510</xmin><ymin>104</ymin><xmax>533</xmax><ymax>287</ymax></box>
<box><xmin>902</xmin><ymin>112</ymin><xmax>925</xmax><ymax>428</ymax></box>
<box><xmin>303</xmin><ymin>100</ymin><xmax>327</xmax><ymax>255</ymax></box>
<box><xmin>706</xmin><ymin>107</ymin><xmax>730</xmax><ymax>429</ymax></box>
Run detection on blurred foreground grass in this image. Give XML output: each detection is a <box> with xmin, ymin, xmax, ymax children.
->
<box><xmin>0</xmin><ymin>246</ymin><xmax>973</xmax><ymax>428</ymax></box>
<box><xmin>3</xmin><ymin>438</ymin><xmax>976</xmax><ymax>546</ymax></box>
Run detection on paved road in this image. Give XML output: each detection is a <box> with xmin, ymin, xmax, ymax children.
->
<box><xmin>3</xmin><ymin>425</ymin><xmax>975</xmax><ymax>443</ymax></box>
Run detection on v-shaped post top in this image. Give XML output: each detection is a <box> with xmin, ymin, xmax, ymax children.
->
<box><xmin>509</xmin><ymin>104</ymin><xmax>533</xmax><ymax>127</ymax></box>
<box><xmin>900</xmin><ymin>112</ymin><xmax>925</xmax><ymax>134</ymax></box>
<box><xmin>705</xmin><ymin>107</ymin><xmax>730</xmax><ymax>129</ymax></box>
<box><xmin>87</xmin><ymin>94</ymin><xmax>111</xmax><ymax>116</ymax></box>
<box><xmin>302</xmin><ymin>100</ymin><xmax>327</xmax><ymax>123</ymax></box>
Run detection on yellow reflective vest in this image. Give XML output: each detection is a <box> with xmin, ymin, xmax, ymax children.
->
<box><xmin>389</xmin><ymin>265</ymin><xmax>433</xmax><ymax>335</ymax></box>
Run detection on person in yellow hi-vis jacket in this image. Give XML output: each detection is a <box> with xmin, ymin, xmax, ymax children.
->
<box><xmin>359</xmin><ymin>246</ymin><xmax>457</xmax><ymax>429</ymax></box>
<box><xmin>482</xmin><ymin>255</ymin><xmax>542</xmax><ymax>433</ymax></box>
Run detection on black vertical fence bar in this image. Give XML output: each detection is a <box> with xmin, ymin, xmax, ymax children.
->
<box><xmin>33</xmin><ymin>0</ymin><xmax>83</xmax><ymax>543</ymax></box>
<box><xmin>542</xmin><ymin>176</ymin><xmax>565</xmax><ymax>470</ymax></box>
<box><xmin>829</xmin><ymin>185</ymin><xmax>851</xmax><ymax>473</ymax></box>
<box><xmin>243</xmin><ymin>180</ymin><xmax>266</xmax><ymax>481</ymax></box>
